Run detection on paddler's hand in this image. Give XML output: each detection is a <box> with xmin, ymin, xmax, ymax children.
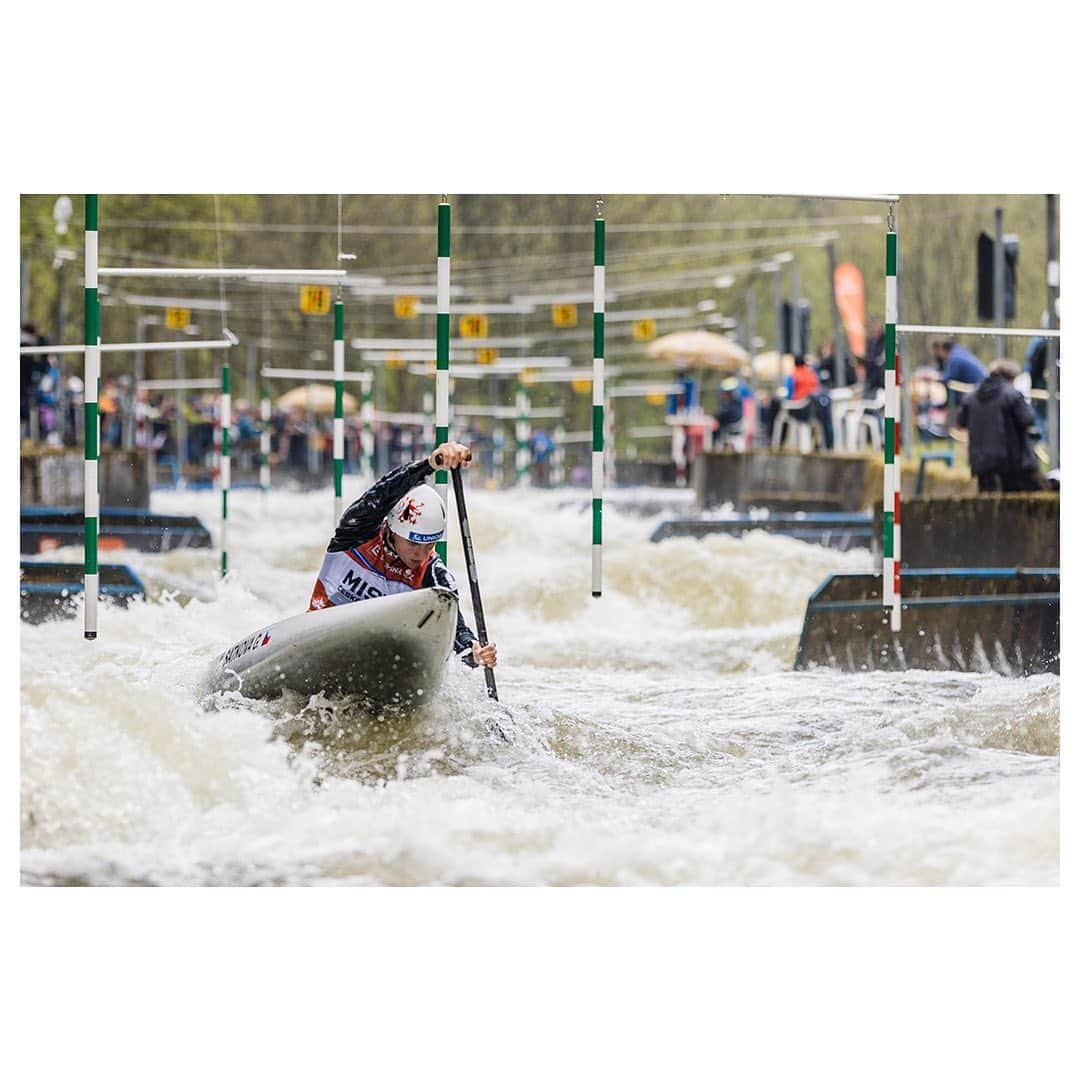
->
<box><xmin>429</xmin><ymin>441</ymin><xmax>472</xmax><ymax>470</ymax></box>
<box><xmin>472</xmin><ymin>641</ymin><xmax>497</xmax><ymax>668</ymax></box>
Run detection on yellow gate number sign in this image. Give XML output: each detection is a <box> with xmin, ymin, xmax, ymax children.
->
<box><xmin>634</xmin><ymin>319</ymin><xmax>657</xmax><ymax>342</ymax></box>
<box><xmin>300</xmin><ymin>285</ymin><xmax>331</xmax><ymax>315</ymax></box>
<box><xmin>552</xmin><ymin>303</ymin><xmax>578</xmax><ymax>328</ymax></box>
<box><xmin>476</xmin><ymin>348</ymin><xmax>499</xmax><ymax>365</ymax></box>
<box><xmin>459</xmin><ymin>314</ymin><xmax>488</xmax><ymax>339</ymax></box>
<box><xmin>164</xmin><ymin>307</ymin><xmax>190</xmax><ymax>331</ymax></box>
<box><xmin>394</xmin><ymin>295</ymin><xmax>419</xmax><ymax>319</ymax></box>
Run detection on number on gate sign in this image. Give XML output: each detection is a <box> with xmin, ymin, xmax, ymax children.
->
<box><xmin>300</xmin><ymin>286</ymin><xmax>331</xmax><ymax>315</ymax></box>
<box><xmin>552</xmin><ymin>304</ymin><xmax>578</xmax><ymax>328</ymax></box>
<box><xmin>460</xmin><ymin>314</ymin><xmax>488</xmax><ymax>339</ymax></box>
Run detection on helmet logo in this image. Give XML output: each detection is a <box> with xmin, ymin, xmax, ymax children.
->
<box><xmin>398</xmin><ymin>498</ymin><xmax>423</xmax><ymax>525</ymax></box>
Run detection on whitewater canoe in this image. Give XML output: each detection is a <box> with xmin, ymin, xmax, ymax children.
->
<box><xmin>203</xmin><ymin>586</ymin><xmax>460</xmax><ymax>708</ymax></box>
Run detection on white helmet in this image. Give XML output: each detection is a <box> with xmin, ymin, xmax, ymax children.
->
<box><xmin>387</xmin><ymin>484</ymin><xmax>446</xmax><ymax>544</ymax></box>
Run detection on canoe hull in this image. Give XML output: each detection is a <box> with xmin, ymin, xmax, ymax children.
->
<box><xmin>204</xmin><ymin>587</ymin><xmax>459</xmax><ymax>709</ymax></box>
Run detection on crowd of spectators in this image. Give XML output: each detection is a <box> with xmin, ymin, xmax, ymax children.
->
<box><xmin>22</xmin><ymin>316</ymin><xmax>1057</xmax><ymax>493</ymax></box>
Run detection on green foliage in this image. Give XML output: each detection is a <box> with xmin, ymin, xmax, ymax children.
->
<box><xmin>20</xmin><ymin>194</ymin><xmax>1055</xmax><ymax>447</ymax></box>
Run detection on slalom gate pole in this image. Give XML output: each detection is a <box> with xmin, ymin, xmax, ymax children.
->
<box><xmin>883</xmin><ymin>203</ymin><xmax>901</xmax><ymax>631</ymax></box>
<box><xmin>592</xmin><ymin>201</ymin><xmax>605</xmax><ymax>598</ymax></box>
<box><xmin>220</xmin><ymin>359</ymin><xmax>230</xmax><ymax>576</ymax></box>
<box><xmin>333</xmin><ymin>298</ymin><xmax>345</xmax><ymax>525</ymax></box>
<box><xmin>83</xmin><ymin>194</ymin><xmax>100</xmax><ymax>640</ymax></box>
<box><xmin>435</xmin><ymin>199</ymin><xmax>451</xmax><ymax>564</ymax></box>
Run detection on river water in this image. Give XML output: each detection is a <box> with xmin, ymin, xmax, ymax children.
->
<box><xmin>20</xmin><ymin>485</ymin><xmax>1059</xmax><ymax>886</ymax></box>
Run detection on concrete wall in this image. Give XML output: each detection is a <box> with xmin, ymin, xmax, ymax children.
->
<box><xmin>614</xmin><ymin>459</ymin><xmax>679</xmax><ymax>487</ymax></box>
<box><xmin>873</xmin><ymin>494</ymin><xmax>1060</xmax><ymax>568</ymax></box>
<box><xmin>20</xmin><ymin>449</ymin><xmax>151</xmax><ymax>509</ymax></box>
<box><xmin>796</xmin><ymin>569</ymin><xmax>1059</xmax><ymax>676</ymax></box>
<box><xmin>694</xmin><ymin>449</ymin><xmax>975</xmax><ymax>511</ymax></box>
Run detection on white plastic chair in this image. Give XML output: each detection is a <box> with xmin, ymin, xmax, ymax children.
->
<box><xmin>845</xmin><ymin>389</ymin><xmax>884</xmax><ymax>451</ymax></box>
<box><xmin>772</xmin><ymin>398</ymin><xmax>816</xmax><ymax>451</ymax></box>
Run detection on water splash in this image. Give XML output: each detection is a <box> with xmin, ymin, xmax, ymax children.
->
<box><xmin>21</xmin><ymin>486</ymin><xmax>1058</xmax><ymax>885</ymax></box>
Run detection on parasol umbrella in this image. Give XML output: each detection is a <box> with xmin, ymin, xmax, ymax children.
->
<box><xmin>644</xmin><ymin>330</ymin><xmax>749</xmax><ymax>372</ymax></box>
<box><xmin>751</xmin><ymin>350</ymin><xmax>795</xmax><ymax>384</ymax></box>
<box><xmin>276</xmin><ymin>384</ymin><xmax>358</xmax><ymax>415</ymax></box>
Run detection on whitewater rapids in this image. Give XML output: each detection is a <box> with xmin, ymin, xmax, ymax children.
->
<box><xmin>20</xmin><ymin>485</ymin><xmax>1059</xmax><ymax>885</ymax></box>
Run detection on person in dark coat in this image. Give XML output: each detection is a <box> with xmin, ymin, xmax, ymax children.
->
<box><xmin>956</xmin><ymin>359</ymin><xmax>1043</xmax><ymax>493</ymax></box>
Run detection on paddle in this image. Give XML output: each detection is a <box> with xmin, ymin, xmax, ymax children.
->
<box><xmin>443</xmin><ymin>462</ymin><xmax>499</xmax><ymax>702</ymax></box>
<box><xmin>434</xmin><ymin>452</ymin><xmax>509</xmax><ymax>743</ymax></box>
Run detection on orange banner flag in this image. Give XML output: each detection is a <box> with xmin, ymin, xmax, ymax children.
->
<box><xmin>833</xmin><ymin>263</ymin><xmax>866</xmax><ymax>358</ymax></box>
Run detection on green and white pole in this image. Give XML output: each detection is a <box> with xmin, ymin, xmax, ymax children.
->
<box><xmin>883</xmin><ymin>205</ymin><xmax>901</xmax><ymax>632</ymax></box>
<box><xmin>592</xmin><ymin>203</ymin><xmax>605</xmax><ymax>598</ymax></box>
<box><xmin>435</xmin><ymin>199</ymin><xmax>451</xmax><ymax>564</ymax></box>
<box><xmin>333</xmin><ymin>298</ymin><xmax>345</xmax><ymax>525</ymax></box>
<box><xmin>515</xmin><ymin>384</ymin><xmax>531</xmax><ymax>486</ymax></box>
<box><xmin>361</xmin><ymin>371</ymin><xmax>375</xmax><ymax>484</ymax></box>
<box><xmin>83</xmin><ymin>194</ymin><xmax>100</xmax><ymax>640</ymax></box>
<box><xmin>259</xmin><ymin>385</ymin><xmax>271</xmax><ymax>494</ymax></box>
<box><xmin>220</xmin><ymin>359</ymin><xmax>231</xmax><ymax>577</ymax></box>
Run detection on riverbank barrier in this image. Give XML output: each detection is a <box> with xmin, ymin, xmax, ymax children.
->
<box><xmin>795</xmin><ymin>568</ymin><xmax>1059</xmax><ymax>676</ymax></box>
<box><xmin>20</xmin><ymin>561</ymin><xmax>146</xmax><ymax>623</ymax></box>
<box><xmin>650</xmin><ymin>512</ymin><xmax>873</xmax><ymax>550</ymax></box>
<box><xmin>872</xmin><ymin>493</ymin><xmax>1059</xmax><ymax>568</ymax></box>
<box><xmin>693</xmin><ymin>449</ymin><xmax>975</xmax><ymax>512</ymax></box>
<box><xmin>21</xmin><ymin>446</ymin><xmax>151</xmax><ymax>509</ymax></box>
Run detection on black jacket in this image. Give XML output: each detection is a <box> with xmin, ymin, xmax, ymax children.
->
<box><xmin>328</xmin><ymin>459</ymin><xmax>478</xmax><ymax>664</ymax></box>
<box><xmin>957</xmin><ymin>375</ymin><xmax>1039</xmax><ymax>477</ymax></box>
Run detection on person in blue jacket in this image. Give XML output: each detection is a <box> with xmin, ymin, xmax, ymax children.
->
<box><xmin>932</xmin><ymin>336</ymin><xmax>988</xmax><ymax>416</ymax></box>
<box><xmin>932</xmin><ymin>336</ymin><xmax>987</xmax><ymax>387</ymax></box>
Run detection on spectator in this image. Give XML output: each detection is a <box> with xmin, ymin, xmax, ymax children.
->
<box><xmin>1024</xmin><ymin>330</ymin><xmax>1052</xmax><ymax>441</ymax></box>
<box><xmin>666</xmin><ymin>369</ymin><xmax>697</xmax><ymax>415</ymax></box>
<box><xmin>956</xmin><ymin>359</ymin><xmax>1043</xmax><ymax>493</ymax></box>
<box><xmin>784</xmin><ymin>355</ymin><xmax>835</xmax><ymax>449</ymax></box>
<box><xmin>932</xmin><ymin>336</ymin><xmax>988</xmax><ymax>393</ymax></box>
<box><xmin>98</xmin><ymin>378</ymin><xmax>123</xmax><ymax>448</ymax></box>
<box><xmin>62</xmin><ymin>374</ymin><xmax>84</xmax><ymax>446</ymax></box>
<box><xmin>531</xmin><ymin>428</ymin><xmax>554</xmax><ymax>486</ymax></box>
<box><xmin>20</xmin><ymin>323</ymin><xmax>51</xmax><ymax>439</ymax></box>
<box><xmin>714</xmin><ymin>377</ymin><xmax>751</xmax><ymax>451</ymax></box>
<box><xmin>36</xmin><ymin>353</ymin><xmax>62</xmax><ymax>444</ymax></box>
<box><xmin>862</xmin><ymin>317</ymin><xmax>886</xmax><ymax>397</ymax></box>
<box><xmin>817</xmin><ymin>338</ymin><xmax>858</xmax><ymax>390</ymax></box>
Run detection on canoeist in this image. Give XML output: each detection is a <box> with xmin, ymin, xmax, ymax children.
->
<box><xmin>308</xmin><ymin>441</ymin><xmax>497</xmax><ymax>669</ymax></box>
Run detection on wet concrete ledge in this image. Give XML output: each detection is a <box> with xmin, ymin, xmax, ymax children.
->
<box><xmin>20</xmin><ymin>561</ymin><xmax>146</xmax><ymax>623</ymax></box>
<box><xmin>21</xmin><ymin>447</ymin><xmax>151</xmax><ymax>509</ymax></box>
<box><xmin>693</xmin><ymin>449</ymin><xmax>974</xmax><ymax>512</ymax></box>
<box><xmin>795</xmin><ymin>569</ymin><xmax>1059</xmax><ymax>676</ymax></box>
<box><xmin>873</xmin><ymin>493</ymin><xmax>1059</xmax><ymax>568</ymax></box>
